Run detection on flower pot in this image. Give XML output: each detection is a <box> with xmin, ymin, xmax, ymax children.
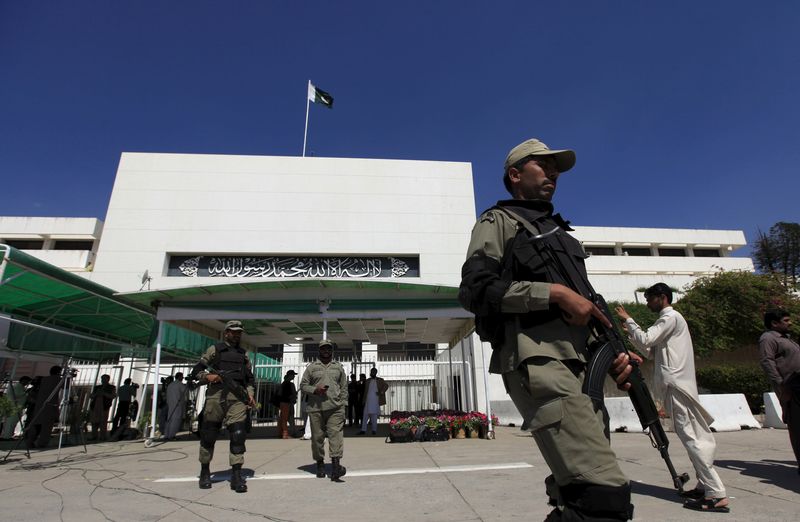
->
<box><xmin>454</xmin><ymin>428</ymin><xmax>466</xmax><ymax>439</ymax></box>
<box><xmin>410</xmin><ymin>426</ymin><xmax>417</xmax><ymax>437</ymax></box>
<box><xmin>468</xmin><ymin>428</ymin><xmax>480</xmax><ymax>438</ymax></box>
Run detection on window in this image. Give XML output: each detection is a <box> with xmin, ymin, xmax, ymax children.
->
<box><xmin>53</xmin><ymin>240</ymin><xmax>94</xmax><ymax>251</ymax></box>
<box><xmin>658</xmin><ymin>248</ymin><xmax>686</xmax><ymax>257</ymax></box>
<box><xmin>4</xmin><ymin>239</ymin><xmax>44</xmax><ymax>250</ymax></box>
<box><xmin>583</xmin><ymin>246</ymin><xmax>615</xmax><ymax>256</ymax></box>
<box><xmin>693</xmin><ymin>248</ymin><xmax>721</xmax><ymax>257</ymax></box>
<box><xmin>622</xmin><ymin>247</ymin><xmax>650</xmax><ymax>256</ymax></box>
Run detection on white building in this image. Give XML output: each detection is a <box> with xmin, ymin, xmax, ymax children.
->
<box><xmin>0</xmin><ymin>152</ymin><xmax>754</xmax><ymax>425</ymax></box>
<box><xmin>575</xmin><ymin>225</ymin><xmax>752</xmax><ymax>303</ymax></box>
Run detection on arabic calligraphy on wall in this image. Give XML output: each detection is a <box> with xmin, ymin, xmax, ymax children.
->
<box><xmin>167</xmin><ymin>255</ymin><xmax>419</xmax><ymax>278</ymax></box>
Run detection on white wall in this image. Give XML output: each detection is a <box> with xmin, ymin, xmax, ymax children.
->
<box><xmin>90</xmin><ymin>153</ymin><xmax>476</xmax><ymax>292</ymax></box>
<box><xmin>571</xmin><ymin>225</ymin><xmax>754</xmax><ymax>302</ymax></box>
<box><xmin>0</xmin><ymin>217</ymin><xmax>102</xmax><ymax>271</ymax></box>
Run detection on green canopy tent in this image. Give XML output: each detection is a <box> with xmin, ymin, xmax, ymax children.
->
<box><xmin>0</xmin><ymin>244</ymin><xmax>224</xmax><ymax>441</ymax></box>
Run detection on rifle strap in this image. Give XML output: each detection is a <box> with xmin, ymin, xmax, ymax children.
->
<box><xmin>494</xmin><ymin>207</ymin><xmax>544</xmax><ymax>238</ymax></box>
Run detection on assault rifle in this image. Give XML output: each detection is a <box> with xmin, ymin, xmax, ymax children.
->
<box><xmin>201</xmin><ymin>364</ymin><xmax>252</xmax><ymax>406</ymax></box>
<box><xmin>519</xmin><ymin>220</ymin><xmax>690</xmax><ymax>493</ymax></box>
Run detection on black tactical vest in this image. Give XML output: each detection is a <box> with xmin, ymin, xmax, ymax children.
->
<box><xmin>502</xmin><ymin>207</ymin><xmax>592</xmax><ymax>329</ymax></box>
<box><xmin>213</xmin><ymin>342</ymin><xmax>248</xmax><ymax>382</ymax></box>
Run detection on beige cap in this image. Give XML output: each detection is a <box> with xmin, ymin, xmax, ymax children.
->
<box><xmin>504</xmin><ymin>138</ymin><xmax>576</xmax><ymax>173</ymax></box>
<box><xmin>224</xmin><ymin>320</ymin><xmax>244</xmax><ymax>331</ymax></box>
<box><xmin>319</xmin><ymin>339</ymin><xmax>334</xmax><ymax>348</ymax></box>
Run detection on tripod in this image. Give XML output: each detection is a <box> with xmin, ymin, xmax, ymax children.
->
<box><xmin>2</xmin><ymin>367</ymin><xmax>86</xmax><ymax>462</ymax></box>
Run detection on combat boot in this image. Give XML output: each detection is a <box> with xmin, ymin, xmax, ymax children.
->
<box><xmin>230</xmin><ymin>463</ymin><xmax>247</xmax><ymax>493</ymax></box>
<box><xmin>199</xmin><ymin>464</ymin><xmax>212</xmax><ymax>489</ymax></box>
<box><xmin>330</xmin><ymin>457</ymin><xmax>346</xmax><ymax>482</ymax></box>
<box><xmin>315</xmin><ymin>460</ymin><xmax>326</xmax><ymax>478</ymax></box>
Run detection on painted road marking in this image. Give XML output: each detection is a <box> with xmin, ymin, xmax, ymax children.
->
<box><xmin>154</xmin><ymin>462</ymin><xmax>533</xmax><ymax>483</ymax></box>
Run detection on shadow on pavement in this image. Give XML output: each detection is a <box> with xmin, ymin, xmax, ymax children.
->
<box><xmin>631</xmin><ymin>480</ymin><xmax>684</xmax><ymax>504</ymax></box>
<box><xmin>717</xmin><ymin>459</ymin><xmax>799</xmax><ymax>494</ymax></box>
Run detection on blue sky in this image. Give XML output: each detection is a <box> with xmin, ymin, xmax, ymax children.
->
<box><xmin>2</xmin><ymin>2</ymin><xmax>799</xmax><ymax>256</ymax></box>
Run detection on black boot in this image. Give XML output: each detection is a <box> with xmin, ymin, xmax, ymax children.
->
<box><xmin>199</xmin><ymin>464</ymin><xmax>212</xmax><ymax>489</ymax></box>
<box><xmin>230</xmin><ymin>464</ymin><xmax>247</xmax><ymax>493</ymax></box>
<box><xmin>331</xmin><ymin>457</ymin><xmax>346</xmax><ymax>482</ymax></box>
<box><xmin>316</xmin><ymin>460</ymin><xmax>326</xmax><ymax>478</ymax></box>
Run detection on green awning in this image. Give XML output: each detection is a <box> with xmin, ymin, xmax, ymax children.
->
<box><xmin>0</xmin><ymin>245</ymin><xmax>213</xmax><ymax>361</ymax></box>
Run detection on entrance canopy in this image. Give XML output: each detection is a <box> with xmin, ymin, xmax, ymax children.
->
<box><xmin>0</xmin><ymin>245</ymin><xmax>214</xmax><ymax>361</ymax></box>
<box><xmin>118</xmin><ymin>279</ymin><xmax>473</xmax><ymax>347</ymax></box>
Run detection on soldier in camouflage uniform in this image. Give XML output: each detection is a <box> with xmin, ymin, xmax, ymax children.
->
<box><xmin>190</xmin><ymin>320</ymin><xmax>255</xmax><ymax>493</ymax></box>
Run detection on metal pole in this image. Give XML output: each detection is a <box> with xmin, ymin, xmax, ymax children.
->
<box><xmin>460</xmin><ymin>338</ymin><xmax>472</xmax><ymax>411</ymax></box>
<box><xmin>148</xmin><ymin>321</ymin><xmax>164</xmax><ymax>441</ymax></box>
<box><xmin>135</xmin><ymin>352</ymin><xmax>154</xmax><ymax>425</ymax></box>
<box><xmin>448</xmin><ymin>343</ymin><xmax>455</xmax><ymax>409</ymax></box>
<box><xmin>474</xmin><ymin>333</ymin><xmax>494</xmax><ymax>439</ymax></box>
<box><xmin>467</xmin><ymin>333</ymin><xmax>479</xmax><ymax>414</ymax></box>
<box><xmin>302</xmin><ymin>80</ymin><xmax>311</xmax><ymax>157</ymax></box>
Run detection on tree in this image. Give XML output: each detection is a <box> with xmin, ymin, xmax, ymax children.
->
<box><xmin>674</xmin><ymin>270</ymin><xmax>800</xmax><ymax>356</ymax></box>
<box><xmin>753</xmin><ymin>222</ymin><xmax>800</xmax><ymax>290</ymax></box>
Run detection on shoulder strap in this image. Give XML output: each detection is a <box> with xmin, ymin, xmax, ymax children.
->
<box><xmin>494</xmin><ymin>206</ymin><xmax>542</xmax><ymax>237</ymax></box>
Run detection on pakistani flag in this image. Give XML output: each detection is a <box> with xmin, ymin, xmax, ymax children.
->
<box><xmin>308</xmin><ymin>81</ymin><xmax>334</xmax><ymax>108</ymax></box>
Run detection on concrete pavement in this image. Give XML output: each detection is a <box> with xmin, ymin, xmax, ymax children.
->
<box><xmin>0</xmin><ymin>425</ymin><xmax>797</xmax><ymax>521</ymax></box>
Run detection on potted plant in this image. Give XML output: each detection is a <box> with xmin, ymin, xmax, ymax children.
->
<box><xmin>466</xmin><ymin>413</ymin><xmax>484</xmax><ymax>438</ymax></box>
<box><xmin>450</xmin><ymin>415</ymin><xmax>467</xmax><ymax>439</ymax></box>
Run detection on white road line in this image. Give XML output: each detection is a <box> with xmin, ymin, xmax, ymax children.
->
<box><xmin>153</xmin><ymin>462</ymin><xmax>533</xmax><ymax>483</ymax></box>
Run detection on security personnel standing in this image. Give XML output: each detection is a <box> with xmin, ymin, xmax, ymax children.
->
<box><xmin>459</xmin><ymin>138</ymin><xmax>636</xmax><ymax>521</ymax></box>
<box><xmin>190</xmin><ymin>320</ymin><xmax>255</xmax><ymax>493</ymax></box>
<box><xmin>300</xmin><ymin>339</ymin><xmax>348</xmax><ymax>481</ymax></box>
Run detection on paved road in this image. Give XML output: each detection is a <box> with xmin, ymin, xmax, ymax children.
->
<box><xmin>0</xmin><ymin>426</ymin><xmax>797</xmax><ymax>521</ymax></box>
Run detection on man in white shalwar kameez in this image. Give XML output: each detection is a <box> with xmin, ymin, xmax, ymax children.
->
<box><xmin>164</xmin><ymin>373</ymin><xmax>187</xmax><ymax>440</ymax></box>
<box><xmin>616</xmin><ymin>283</ymin><xmax>729</xmax><ymax>514</ymax></box>
<box><xmin>359</xmin><ymin>368</ymin><xmax>388</xmax><ymax>435</ymax></box>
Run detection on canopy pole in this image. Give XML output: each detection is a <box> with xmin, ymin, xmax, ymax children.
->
<box><xmin>473</xmin><ymin>333</ymin><xmax>494</xmax><ymax>439</ymax></box>
<box><xmin>135</xmin><ymin>353</ymin><xmax>154</xmax><ymax>426</ymax></box>
<box><xmin>448</xmin><ymin>343</ymin><xmax>455</xmax><ymax>409</ymax></box>
<box><xmin>147</xmin><ymin>321</ymin><xmax>164</xmax><ymax>442</ymax></box>
<box><xmin>459</xmin><ymin>339</ymin><xmax>472</xmax><ymax>411</ymax></box>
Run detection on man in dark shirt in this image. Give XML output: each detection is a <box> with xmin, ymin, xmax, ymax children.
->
<box><xmin>278</xmin><ymin>370</ymin><xmax>297</xmax><ymax>438</ymax></box>
<box><xmin>347</xmin><ymin>374</ymin><xmax>359</xmax><ymax>427</ymax></box>
<box><xmin>759</xmin><ymin>309</ymin><xmax>800</xmax><ymax>472</ymax></box>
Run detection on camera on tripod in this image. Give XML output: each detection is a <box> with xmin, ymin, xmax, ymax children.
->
<box><xmin>62</xmin><ymin>367</ymin><xmax>78</xmax><ymax>379</ymax></box>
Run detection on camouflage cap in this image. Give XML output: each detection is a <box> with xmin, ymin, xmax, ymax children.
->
<box><xmin>318</xmin><ymin>339</ymin><xmax>334</xmax><ymax>348</ymax></box>
<box><xmin>504</xmin><ymin>138</ymin><xmax>576</xmax><ymax>173</ymax></box>
<box><xmin>224</xmin><ymin>320</ymin><xmax>244</xmax><ymax>331</ymax></box>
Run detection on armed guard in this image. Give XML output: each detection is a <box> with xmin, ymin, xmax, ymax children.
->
<box><xmin>190</xmin><ymin>320</ymin><xmax>255</xmax><ymax>493</ymax></box>
<box><xmin>459</xmin><ymin>138</ymin><xmax>637</xmax><ymax>521</ymax></box>
<box><xmin>300</xmin><ymin>339</ymin><xmax>348</xmax><ymax>481</ymax></box>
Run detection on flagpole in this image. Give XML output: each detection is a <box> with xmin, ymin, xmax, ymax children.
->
<box><xmin>302</xmin><ymin>80</ymin><xmax>311</xmax><ymax>157</ymax></box>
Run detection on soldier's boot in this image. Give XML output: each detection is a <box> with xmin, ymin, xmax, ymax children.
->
<box><xmin>230</xmin><ymin>464</ymin><xmax>247</xmax><ymax>493</ymax></box>
<box><xmin>315</xmin><ymin>460</ymin><xmax>326</xmax><ymax>478</ymax></box>
<box><xmin>560</xmin><ymin>483</ymin><xmax>633</xmax><ymax>521</ymax></box>
<box><xmin>198</xmin><ymin>464</ymin><xmax>212</xmax><ymax>489</ymax></box>
<box><xmin>330</xmin><ymin>457</ymin><xmax>346</xmax><ymax>482</ymax></box>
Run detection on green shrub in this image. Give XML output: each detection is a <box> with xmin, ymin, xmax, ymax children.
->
<box><xmin>0</xmin><ymin>395</ymin><xmax>20</xmax><ymax>418</ymax></box>
<box><xmin>696</xmin><ymin>365</ymin><xmax>771</xmax><ymax>413</ymax></box>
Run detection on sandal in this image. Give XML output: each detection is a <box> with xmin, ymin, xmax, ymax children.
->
<box><xmin>683</xmin><ymin>497</ymin><xmax>730</xmax><ymax>513</ymax></box>
<box><xmin>679</xmin><ymin>487</ymin><xmax>704</xmax><ymax>499</ymax></box>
